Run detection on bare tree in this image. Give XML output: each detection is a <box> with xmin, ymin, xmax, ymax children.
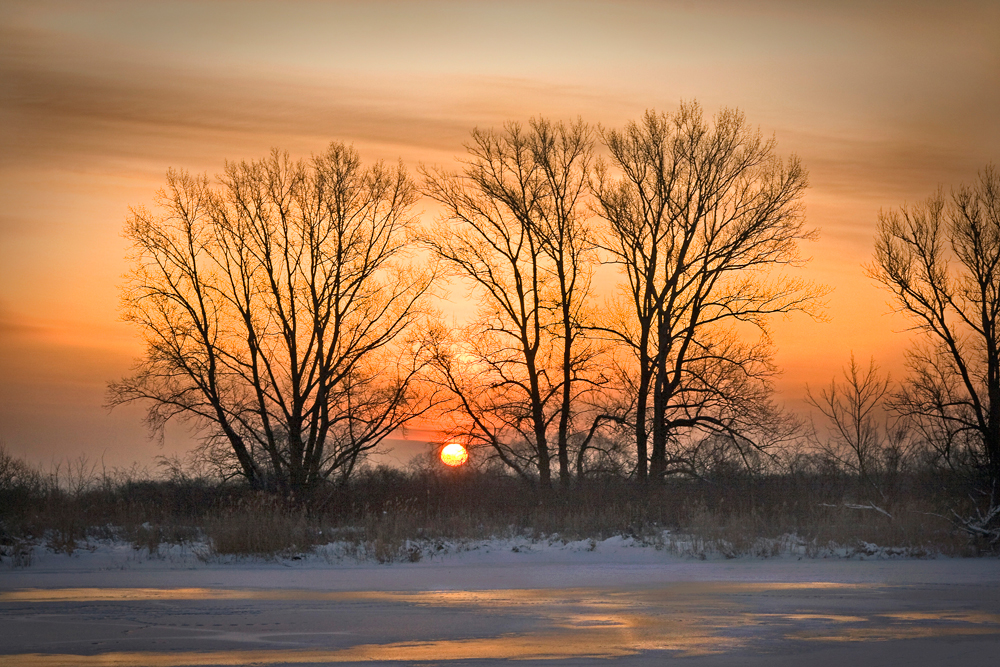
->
<box><xmin>593</xmin><ymin>103</ymin><xmax>821</xmax><ymax>482</ymax></box>
<box><xmin>869</xmin><ymin>165</ymin><xmax>1000</xmax><ymax>494</ymax></box>
<box><xmin>421</xmin><ymin>118</ymin><xmax>597</xmax><ymax>488</ymax></box>
<box><xmin>110</xmin><ymin>144</ymin><xmax>434</xmax><ymax>492</ymax></box>
<box><xmin>806</xmin><ymin>354</ymin><xmax>911</xmax><ymax>501</ymax></box>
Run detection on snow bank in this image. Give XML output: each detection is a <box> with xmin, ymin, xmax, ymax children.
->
<box><xmin>2</xmin><ymin>533</ymin><xmax>998</xmax><ymax>593</ymax></box>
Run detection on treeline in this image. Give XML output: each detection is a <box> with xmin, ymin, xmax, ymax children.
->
<box><xmin>0</xmin><ymin>445</ymin><xmax>984</xmax><ymax>561</ymax></box>
<box><xmin>107</xmin><ymin>100</ymin><xmax>999</xmax><ymax>536</ymax></box>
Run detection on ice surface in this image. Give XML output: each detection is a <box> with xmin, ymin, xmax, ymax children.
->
<box><xmin>2</xmin><ymin>536</ymin><xmax>999</xmax><ymax>666</ymax></box>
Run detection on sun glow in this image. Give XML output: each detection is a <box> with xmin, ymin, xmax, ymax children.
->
<box><xmin>440</xmin><ymin>443</ymin><xmax>468</xmax><ymax>467</ymax></box>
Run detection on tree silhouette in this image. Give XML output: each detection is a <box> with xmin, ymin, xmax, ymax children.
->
<box><xmin>110</xmin><ymin>144</ymin><xmax>434</xmax><ymax>491</ymax></box>
<box><xmin>593</xmin><ymin>103</ymin><xmax>821</xmax><ymax>481</ymax></box>
<box><xmin>807</xmin><ymin>354</ymin><xmax>912</xmax><ymax>501</ymax></box>
<box><xmin>421</xmin><ymin>119</ymin><xmax>597</xmax><ymax>488</ymax></box>
<box><xmin>869</xmin><ymin>165</ymin><xmax>1000</xmax><ymax>494</ymax></box>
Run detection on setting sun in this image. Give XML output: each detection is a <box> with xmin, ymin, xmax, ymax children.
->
<box><xmin>440</xmin><ymin>443</ymin><xmax>469</xmax><ymax>467</ymax></box>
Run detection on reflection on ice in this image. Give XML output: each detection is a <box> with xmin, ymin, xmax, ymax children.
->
<box><xmin>0</xmin><ymin>581</ymin><xmax>865</xmax><ymax>603</ymax></box>
<box><xmin>3</xmin><ymin>582</ymin><xmax>1000</xmax><ymax>665</ymax></box>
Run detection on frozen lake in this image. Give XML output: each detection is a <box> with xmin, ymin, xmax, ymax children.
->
<box><xmin>2</xmin><ymin>541</ymin><xmax>1000</xmax><ymax>665</ymax></box>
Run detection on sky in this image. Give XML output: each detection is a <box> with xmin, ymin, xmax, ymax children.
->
<box><xmin>1</xmin><ymin>0</ymin><xmax>999</xmax><ymax>472</ymax></box>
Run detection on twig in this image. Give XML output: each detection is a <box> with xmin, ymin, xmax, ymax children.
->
<box><xmin>951</xmin><ymin>503</ymin><xmax>1000</xmax><ymax>544</ymax></box>
<box><xmin>818</xmin><ymin>502</ymin><xmax>893</xmax><ymax>520</ymax></box>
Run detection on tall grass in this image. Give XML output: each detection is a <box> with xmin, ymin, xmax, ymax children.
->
<box><xmin>0</xmin><ymin>444</ymin><xmax>991</xmax><ymax>565</ymax></box>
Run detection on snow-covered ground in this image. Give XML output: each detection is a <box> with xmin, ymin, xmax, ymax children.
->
<box><xmin>4</xmin><ymin>533</ymin><xmax>1000</xmax><ymax>590</ymax></box>
<box><xmin>2</xmin><ymin>537</ymin><xmax>999</xmax><ymax>665</ymax></box>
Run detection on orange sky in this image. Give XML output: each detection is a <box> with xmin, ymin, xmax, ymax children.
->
<box><xmin>2</xmin><ymin>0</ymin><xmax>999</xmax><ymax>471</ymax></box>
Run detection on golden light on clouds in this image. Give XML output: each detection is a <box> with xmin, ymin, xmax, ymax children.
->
<box><xmin>1</xmin><ymin>0</ymin><xmax>998</xmax><ymax>468</ymax></box>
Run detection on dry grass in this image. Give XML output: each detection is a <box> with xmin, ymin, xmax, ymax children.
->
<box><xmin>205</xmin><ymin>512</ymin><xmax>318</xmax><ymax>558</ymax></box>
<box><xmin>0</xmin><ymin>445</ymin><xmax>995</xmax><ymax>565</ymax></box>
<box><xmin>662</xmin><ymin>500</ymin><xmax>965</xmax><ymax>559</ymax></box>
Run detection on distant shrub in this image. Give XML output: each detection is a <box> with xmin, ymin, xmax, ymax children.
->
<box><xmin>0</xmin><ymin>444</ymin><xmax>44</xmax><ymax>512</ymax></box>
